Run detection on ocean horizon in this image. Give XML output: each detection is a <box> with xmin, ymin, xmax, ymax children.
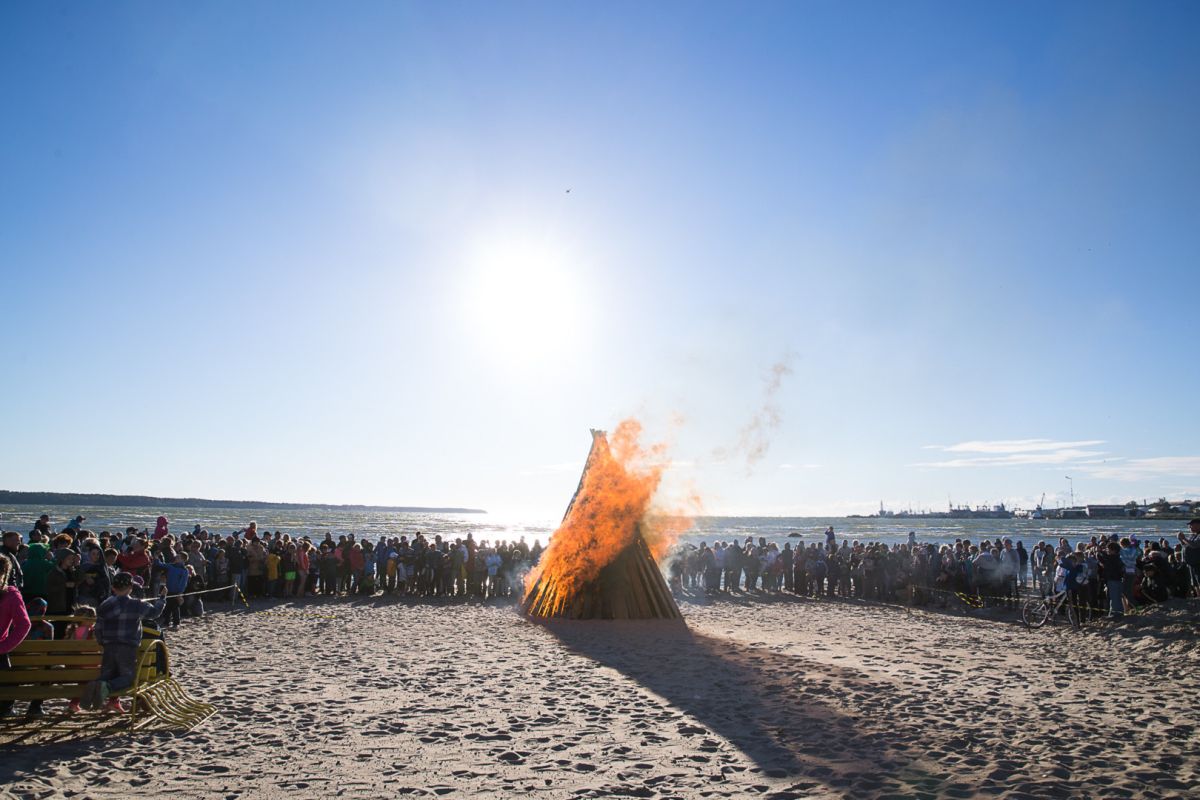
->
<box><xmin>3</xmin><ymin>502</ymin><xmax>1190</xmax><ymax>551</ymax></box>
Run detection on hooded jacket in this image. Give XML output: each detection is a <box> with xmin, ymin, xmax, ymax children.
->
<box><xmin>79</xmin><ymin>558</ymin><xmax>112</xmax><ymax>603</ymax></box>
<box><xmin>20</xmin><ymin>543</ymin><xmax>53</xmax><ymax>598</ymax></box>
<box><xmin>160</xmin><ymin>561</ymin><xmax>190</xmax><ymax>595</ymax></box>
<box><xmin>45</xmin><ymin>551</ymin><xmax>77</xmax><ymax>615</ymax></box>
<box><xmin>0</xmin><ymin>585</ymin><xmax>32</xmax><ymax>654</ymax></box>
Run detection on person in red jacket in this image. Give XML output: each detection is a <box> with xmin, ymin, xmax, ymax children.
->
<box><xmin>348</xmin><ymin>544</ymin><xmax>366</xmax><ymax>594</ymax></box>
<box><xmin>0</xmin><ymin>556</ymin><xmax>33</xmax><ymax>718</ymax></box>
<box><xmin>117</xmin><ymin>539</ymin><xmax>152</xmax><ymax>588</ymax></box>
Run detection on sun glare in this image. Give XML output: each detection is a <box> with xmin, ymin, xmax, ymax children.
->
<box><xmin>462</xmin><ymin>234</ymin><xmax>584</xmax><ymax>365</ymax></box>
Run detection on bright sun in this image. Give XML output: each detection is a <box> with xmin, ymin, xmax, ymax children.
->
<box><xmin>462</xmin><ymin>234</ymin><xmax>584</xmax><ymax>366</ymax></box>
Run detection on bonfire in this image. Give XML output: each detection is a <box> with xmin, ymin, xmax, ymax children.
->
<box><xmin>522</xmin><ymin>424</ymin><xmax>683</xmax><ymax>621</ymax></box>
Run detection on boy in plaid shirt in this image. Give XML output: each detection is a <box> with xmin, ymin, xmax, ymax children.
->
<box><xmin>81</xmin><ymin>572</ymin><xmax>166</xmax><ymax>712</ymax></box>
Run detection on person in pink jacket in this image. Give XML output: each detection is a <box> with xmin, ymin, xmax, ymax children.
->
<box><xmin>0</xmin><ymin>556</ymin><xmax>33</xmax><ymax>717</ymax></box>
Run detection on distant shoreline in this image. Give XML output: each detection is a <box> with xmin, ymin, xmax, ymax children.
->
<box><xmin>0</xmin><ymin>490</ymin><xmax>485</xmax><ymax>515</ymax></box>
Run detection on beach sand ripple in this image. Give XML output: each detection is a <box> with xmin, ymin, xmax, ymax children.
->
<box><xmin>1</xmin><ymin>595</ymin><xmax>1197</xmax><ymax>799</ymax></box>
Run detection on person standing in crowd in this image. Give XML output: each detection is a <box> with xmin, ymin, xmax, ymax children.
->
<box><xmin>212</xmin><ymin>547</ymin><xmax>232</xmax><ymax>602</ymax></box>
<box><xmin>116</xmin><ymin>538</ymin><xmax>151</xmax><ymax>586</ymax></box>
<box><xmin>159</xmin><ymin>555</ymin><xmax>190</xmax><ymax>629</ymax></box>
<box><xmin>21</xmin><ymin>543</ymin><xmax>54</xmax><ymax>603</ymax></box>
<box><xmin>319</xmin><ymin>544</ymin><xmax>338</xmax><ymax>595</ymax></box>
<box><xmin>246</xmin><ymin>538</ymin><xmax>267</xmax><ymax>597</ymax></box>
<box><xmin>0</xmin><ymin>556</ymin><xmax>33</xmax><ymax>718</ymax></box>
<box><xmin>1016</xmin><ymin>541</ymin><xmax>1029</xmax><ymax>588</ymax></box>
<box><xmin>30</xmin><ymin>515</ymin><xmax>52</xmax><ymax>540</ymax></box>
<box><xmin>265</xmin><ymin>547</ymin><xmax>281</xmax><ymax>597</ymax></box>
<box><xmin>998</xmin><ymin>539</ymin><xmax>1021</xmax><ymax>604</ymax></box>
<box><xmin>1179</xmin><ymin>518</ymin><xmax>1200</xmax><ymax>596</ymax></box>
<box><xmin>1099</xmin><ymin>541</ymin><xmax>1126</xmax><ymax>618</ymax></box>
<box><xmin>228</xmin><ymin>539</ymin><xmax>246</xmax><ymax>596</ymax></box>
<box><xmin>294</xmin><ymin>542</ymin><xmax>310</xmax><ymax>598</ymax></box>
<box><xmin>780</xmin><ymin>543</ymin><xmax>794</xmax><ymax>592</ymax></box>
<box><xmin>2</xmin><ymin>531</ymin><xmax>23</xmax><ymax>589</ymax></box>
<box><xmin>46</xmin><ymin>550</ymin><xmax>80</xmax><ymax>637</ymax></box>
<box><xmin>77</xmin><ymin>546</ymin><xmax>111</xmax><ymax>608</ymax></box>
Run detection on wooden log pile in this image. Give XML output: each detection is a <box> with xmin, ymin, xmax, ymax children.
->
<box><xmin>522</xmin><ymin>428</ymin><xmax>684</xmax><ymax>621</ymax></box>
<box><xmin>522</xmin><ymin>524</ymin><xmax>682</xmax><ymax>620</ymax></box>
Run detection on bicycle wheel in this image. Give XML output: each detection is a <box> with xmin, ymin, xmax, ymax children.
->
<box><xmin>1022</xmin><ymin>597</ymin><xmax>1052</xmax><ymax>629</ymax></box>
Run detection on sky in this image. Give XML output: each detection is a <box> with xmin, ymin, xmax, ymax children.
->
<box><xmin>2</xmin><ymin>1</ymin><xmax>1198</xmax><ymax>517</ymax></box>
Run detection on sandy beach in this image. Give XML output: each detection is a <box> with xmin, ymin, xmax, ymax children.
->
<box><xmin>2</xmin><ymin>594</ymin><xmax>1197</xmax><ymax>799</ymax></box>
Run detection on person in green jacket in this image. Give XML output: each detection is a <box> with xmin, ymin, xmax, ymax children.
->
<box><xmin>20</xmin><ymin>542</ymin><xmax>53</xmax><ymax>602</ymax></box>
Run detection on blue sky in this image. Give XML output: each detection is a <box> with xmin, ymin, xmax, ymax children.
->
<box><xmin>2</xmin><ymin>1</ymin><xmax>1198</xmax><ymax>516</ymax></box>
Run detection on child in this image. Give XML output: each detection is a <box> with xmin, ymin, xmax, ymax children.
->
<box><xmin>81</xmin><ymin>572</ymin><xmax>167</xmax><ymax>713</ymax></box>
<box><xmin>183</xmin><ymin>566</ymin><xmax>205</xmax><ymax>617</ymax></box>
<box><xmin>385</xmin><ymin>549</ymin><xmax>398</xmax><ymax>595</ymax></box>
<box><xmin>66</xmin><ymin>606</ymin><xmax>97</xmax><ymax>713</ymax></box>
<box><xmin>20</xmin><ymin>598</ymin><xmax>53</xmax><ymax>717</ymax></box>
<box><xmin>157</xmin><ymin>555</ymin><xmax>190</xmax><ymax>629</ymax></box>
<box><xmin>280</xmin><ymin>546</ymin><xmax>297</xmax><ymax>598</ymax></box>
<box><xmin>24</xmin><ymin>597</ymin><xmax>53</xmax><ymax>641</ymax></box>
<box><xmin>265</xmin><ymin>549</ymin><xmax>281</xmax><ymax>598</ymax></box>
<box><xmin>66</xmin><ymin>605</ymin><xmax>97</xmax><ymax>641</ymax></box>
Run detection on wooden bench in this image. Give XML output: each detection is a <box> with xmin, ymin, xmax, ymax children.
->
<box><xmin>0</xmin><ymin>615</ymin><xmax>214</xmax><ymax>730</ymax></box>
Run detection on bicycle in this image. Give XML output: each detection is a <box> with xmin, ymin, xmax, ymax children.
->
<box><xmin>1021</xmin><ymin>589</ymin><xmax>1080</xmax><ymax>629</ymax></box>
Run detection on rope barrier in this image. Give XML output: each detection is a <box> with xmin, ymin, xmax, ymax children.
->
<box><xmin>226</xmin><ymin>584</ymin><xmax>339</xmax><ymax>618</ymax></box>
<box><xmin>161</xmin><ymin>584</ymin><xmax>245</xmax><ymax>604</ymax></box>
<box><xmin>792</xmin><ymin>580</ymin><xmax>1166</xmax><ymax>620</ymax></box>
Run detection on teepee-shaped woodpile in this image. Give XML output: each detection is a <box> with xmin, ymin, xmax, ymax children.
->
<box><xmin>522</xmin><ymin>429</ymin><xmax>683</xmax><ymax>621</ymax></box>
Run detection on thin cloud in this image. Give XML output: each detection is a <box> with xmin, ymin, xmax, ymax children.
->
<box><xmin>914</xmin><ymin>448</ymin><xmax>1107</xmax><ymax>469</ymax></box>
<box><xmin>779</xmin><ymin>463</ymin><xmax>821</xmax><ymax>470</ymax></box>
<box><xmin>929</xmin><ymin>439</ymin><xmax>1106</xmax><ymax>454</ymax></box>
<box><xmin>1079</xmin><ymin>456</ymin><xmax>1200</xmax><ymax>481</ymax></box>
<box><xmin>914</xmin><ymin>439</ymin><xmax>1200</xmax><ymax>483</ymax></box>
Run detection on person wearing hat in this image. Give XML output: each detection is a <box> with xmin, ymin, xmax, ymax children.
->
<box><xmin>1180</xmin><ymin>518</ymin><xmax>1200</xmax><ymax>596</ymax></box>
<box><xmin>30</xmin><ymin>515</ymin><xmax>52</xmax><ymax>541</ymax></box>
<box><xmin>81</xmin><ymin>572</ymin><xmax>167</xmax><ymax>712</ymax></box>
<box><xmin>64</xmin><ymin>516</ymin><xmax>85</xmax><ymax>533</ymax></box>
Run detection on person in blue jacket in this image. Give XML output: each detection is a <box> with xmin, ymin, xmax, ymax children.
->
<box><xmin>155</xmin><ymin>555</ymin><xmax>190</xmax><ymax>630</ymax></box>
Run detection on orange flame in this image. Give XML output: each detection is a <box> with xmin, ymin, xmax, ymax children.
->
<box><xmin>523</xmin><ymin>419</ymin><xmax>690</xmax><ymax>611</ymax></box>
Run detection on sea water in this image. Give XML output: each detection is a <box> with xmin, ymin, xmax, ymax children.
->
<box><xmin>0</xmin><ymin>504</ymin><xmax>1189</xmax><ymax>551</ymax></box>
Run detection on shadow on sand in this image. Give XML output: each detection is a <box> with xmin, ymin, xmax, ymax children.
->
<box><xmin>541</xmin><ymin>618</ymin><xmax>932</xmax><ymax>795</ymax></box>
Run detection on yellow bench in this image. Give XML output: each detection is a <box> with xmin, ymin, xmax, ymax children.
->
<box><xmin>0</xmin><ymin>616</ymin><xmax>214</xmax><ymax>730</ymax></box>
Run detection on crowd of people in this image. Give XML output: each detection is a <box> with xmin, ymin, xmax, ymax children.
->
<box><xmin>667</xmin><ymin>520</ymin><xmax>1200</xmax><ymax>620</ymax></box>
<box><xmin>2</xmin><ymin>513</ymin><xmax>1198</xmax><ymax>720</ymax></box>
<box><xmin>0</xmin><ymin>513</ymin><xmax>554</xmax><ymax>719</ymax></box>
<box><xmin>1</xmin><ymin>514</ymin><xmax>547</xmax><ymax>615</ymax></box>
